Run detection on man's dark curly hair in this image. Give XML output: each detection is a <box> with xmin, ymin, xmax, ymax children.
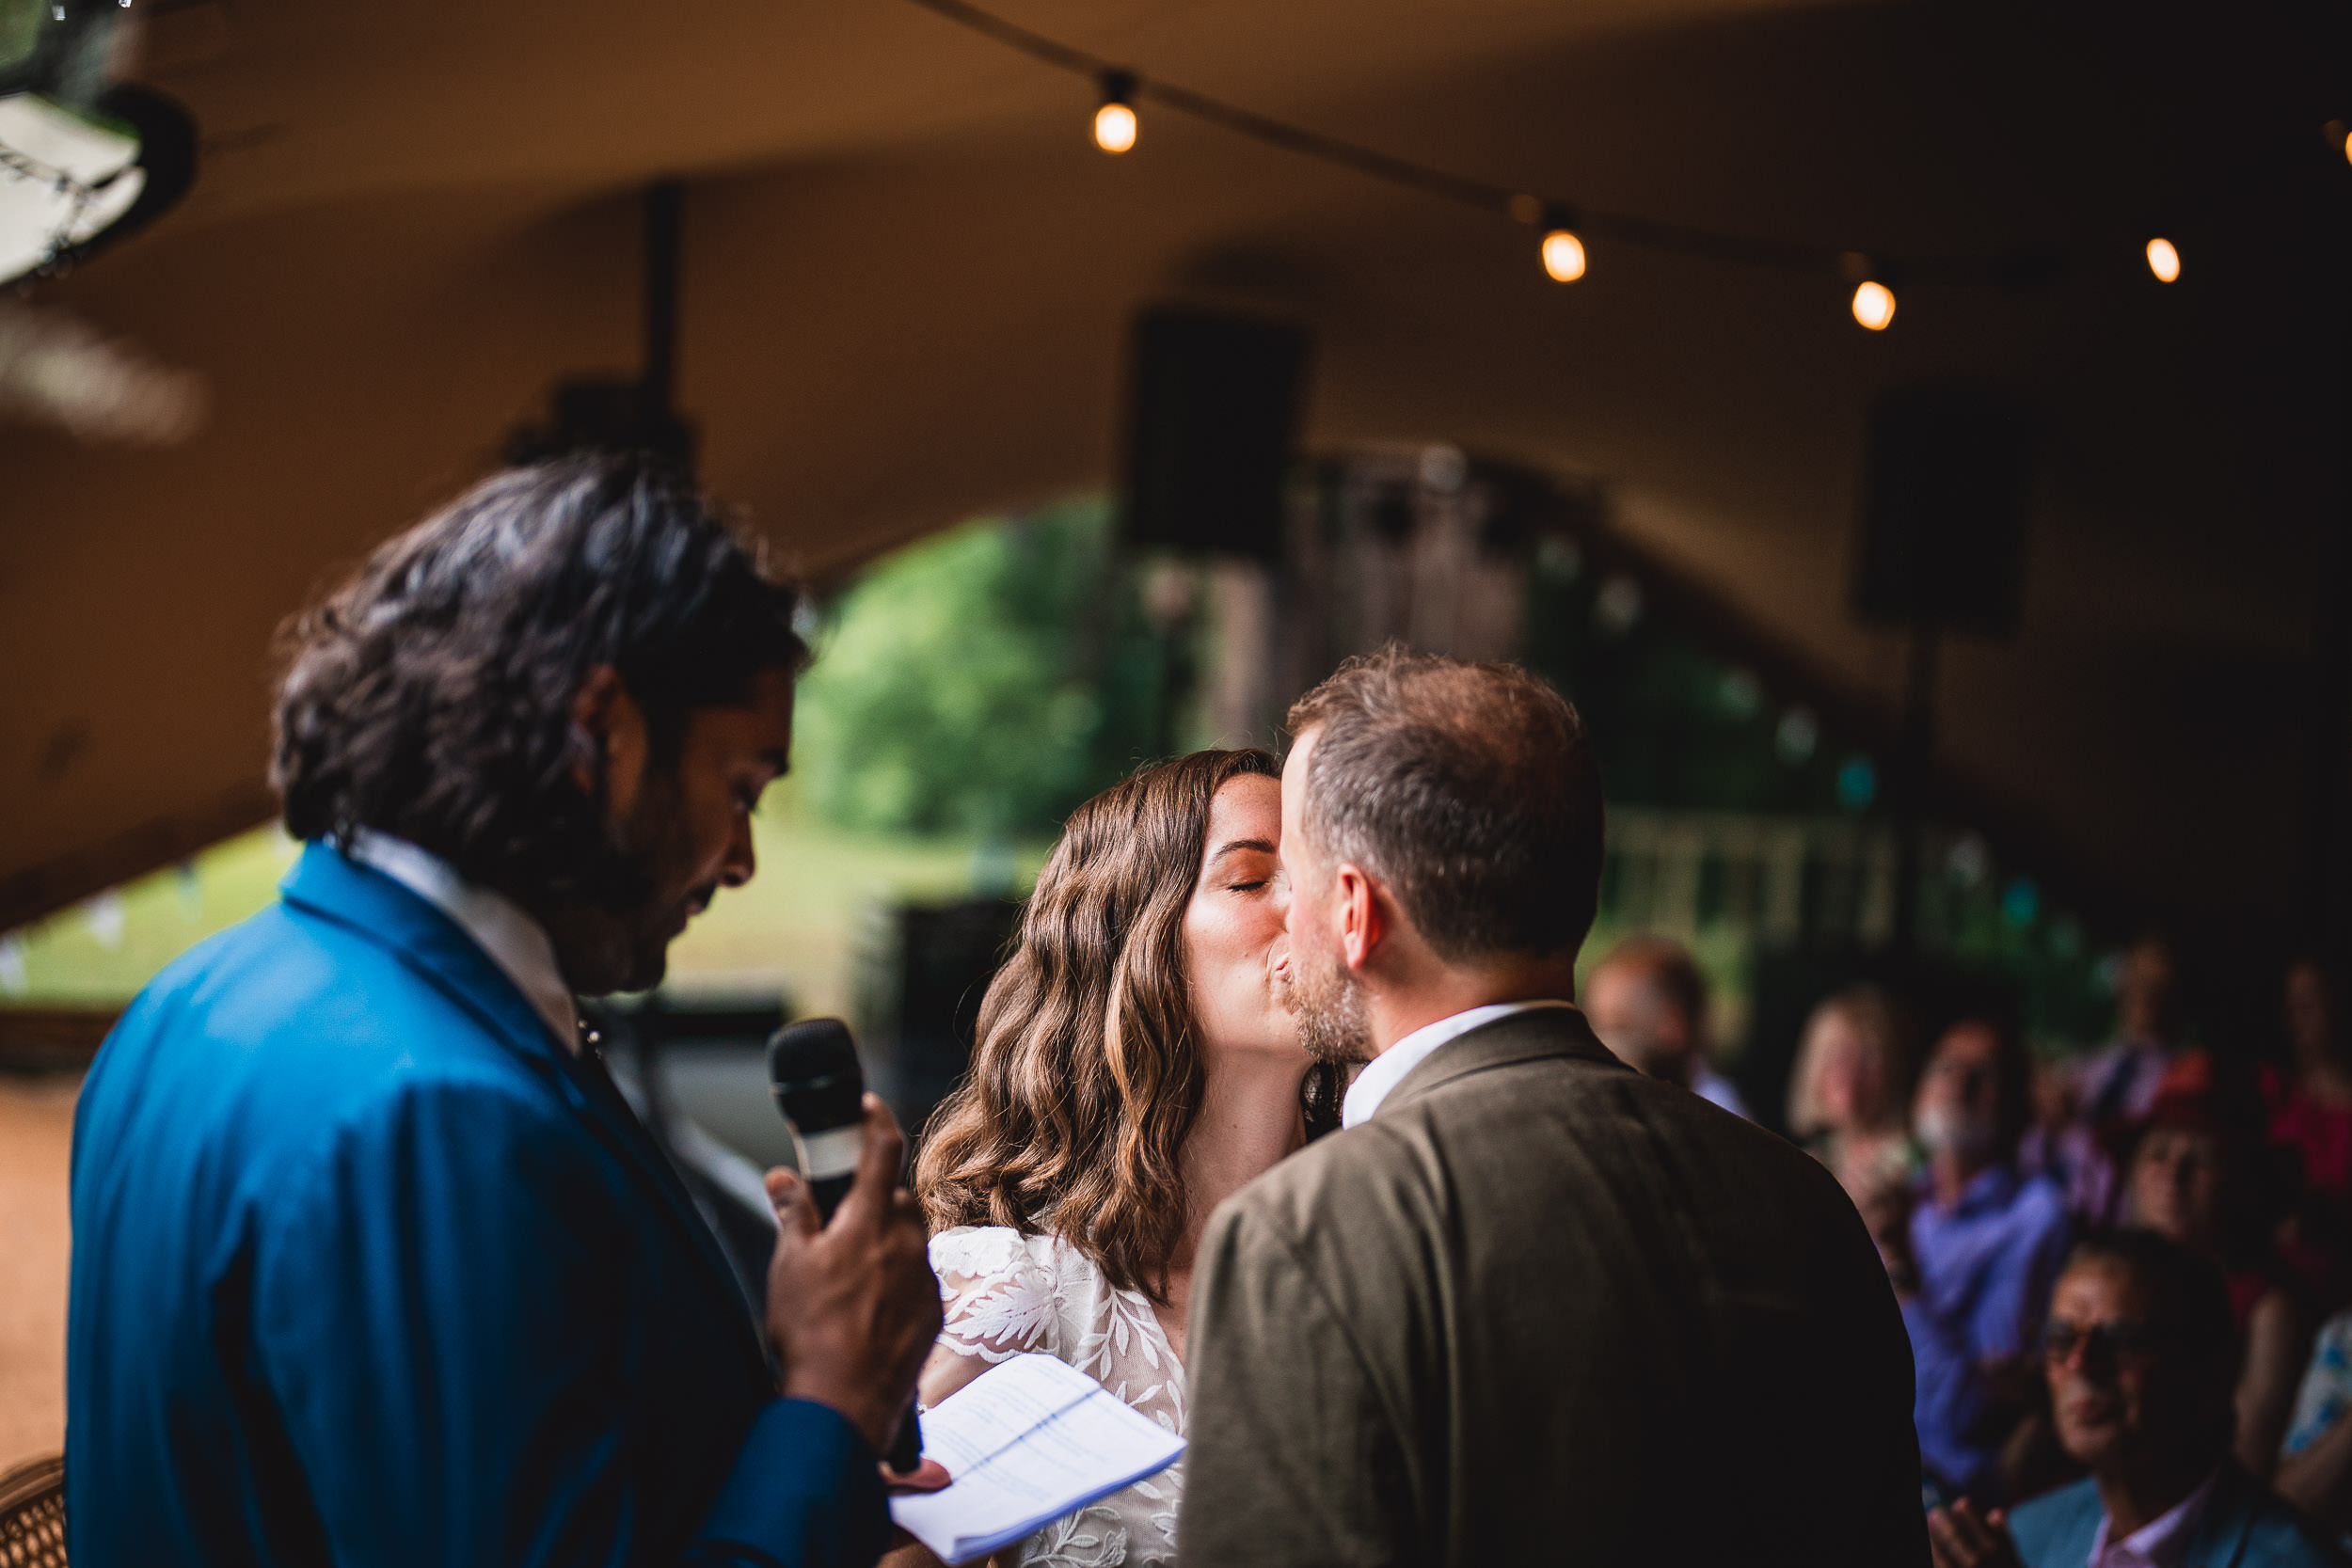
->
<box><xmin>271</xmin><ymin>455</ymin><xmax>807</xmax><ymax>910</ymax></box>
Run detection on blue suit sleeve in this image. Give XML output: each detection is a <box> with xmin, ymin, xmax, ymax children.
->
<box><xmin>689</xmin><ymin>1401</ymin><xmax>888</xmax><ymax>1568</ymax></box>
<box><xmin>249</xmin><ymin>1074</ymin><xmax>887</xmax><ymax>1568</ymax></box>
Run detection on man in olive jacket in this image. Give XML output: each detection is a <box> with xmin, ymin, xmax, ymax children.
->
<box><xmin>1177</xmin><ymin>649</ymin><xmax>1927</xmax><ymax>1567</ymax></box>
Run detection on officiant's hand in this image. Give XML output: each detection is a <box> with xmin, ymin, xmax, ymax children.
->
<box><xmin>766</xmin><ymin>1094</ymin><xmax>943</xmax><ymax>1453</ymax></box>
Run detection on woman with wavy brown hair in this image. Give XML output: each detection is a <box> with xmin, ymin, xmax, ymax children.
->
<box><xmin>896</xmin><ymin>748</ymin><xmax>1329</xmax><ymax>1568</ymax></box>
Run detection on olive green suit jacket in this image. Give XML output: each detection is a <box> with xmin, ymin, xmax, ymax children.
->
<box><xmin>1177</xmin><ymin>1006</ymin><xmax>1929</xmax><ymax>1567</ymax></box>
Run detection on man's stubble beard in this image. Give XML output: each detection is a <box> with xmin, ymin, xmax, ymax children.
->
<box><xmin>1290</xmin><ymin>934</ymin><xmax>1374</xmax><ymax>1066</ymax></box>
<box><xmin>1914</xmin><ymin>1101</ymin><xmax>2000</xmax><ymax>1164</ymax></box>
<box><xmin>546</xmin><ymin>771</ymin><xmax>703</xmax><ymax>996</ymax></box>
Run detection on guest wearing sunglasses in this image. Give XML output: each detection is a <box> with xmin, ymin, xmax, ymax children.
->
<box><xmin>1926</xmin><ymin>1228</ymin><xmax>2342</xmax><ymax>1568</ymax></box>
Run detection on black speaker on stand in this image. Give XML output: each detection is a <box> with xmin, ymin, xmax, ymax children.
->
<box><xmin>1121</xmin><ymin>309</ymin><xmax>1310</xmax><ymax>562</ymax></box>
<box><xmin>1852</xmin><ymin>378</ymin><xmax>2038</xmax><ymax>954</ymax></box>
<box><xmin>1118</xmin><ymin>309</ymin><xmax>1311</xmax><ymax>752</ymax></box>
<box><xmin>507</xmin><ymin>180</ymin><xmax>696</xmax><ymax>473</ymax></box>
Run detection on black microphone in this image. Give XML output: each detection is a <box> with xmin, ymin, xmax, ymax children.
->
<box><xmin>767</xmin><ymin>1018</ymin><xmax>867</xmax><ymax>1221</ymax></box>
<box><xmin>765</xmin><ymin>1017</ymin><xmax>924</xmax><ymax>1474</ymax></box>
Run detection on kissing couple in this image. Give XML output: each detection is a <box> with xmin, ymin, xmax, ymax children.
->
<box><xmin>891</xmin><ymin>647</ymin><xmax>1927</xmax><ymax>1568</ymax></box>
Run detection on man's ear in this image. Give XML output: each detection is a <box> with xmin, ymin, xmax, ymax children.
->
<box><xmin>1336</xmin><ymin>863</ymin><xmax>1384</xmax><ymax>973</ymax></box>
<box><xmin>568</xmin><ymin>666</ymin><xmax>647</xmax><ymax>813</ymax></box>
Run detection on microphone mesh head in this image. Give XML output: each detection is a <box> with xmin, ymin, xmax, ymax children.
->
<box><xmin>767</xmin><ymin>1017</ymin><xmax>861</xmax><ymax>1092</ymax></box>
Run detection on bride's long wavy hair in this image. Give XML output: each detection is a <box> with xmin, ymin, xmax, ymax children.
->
<box><xmin>916</xmin><ymin>748</ymin><xmax>1339</xmax><ymax>1300</ymax></box>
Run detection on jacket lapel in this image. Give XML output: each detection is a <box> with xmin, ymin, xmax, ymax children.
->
<box><xmin>2183</xmin><ymin>1465</ymin><xmax>2257</xmax><ymax>1568</ymax></box>
<box><xmin>280</xmin><ymin>844</ymin><xmax>768</xmax><ymax>1363</ymax></box>
<box><xmin>1378</xmin><ymin>1004</ymin><xmax>1629</xmax><ymax>1119</ymax></box>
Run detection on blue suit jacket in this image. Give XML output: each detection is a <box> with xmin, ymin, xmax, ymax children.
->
<box><xmin>67</xmin><ymin>844</ymin><xmax>888</xmax><ymax>1567</ymax></box>
<box><xmin>2010</xmin><ymin>1468</ymin><xmax>2345</xmax><ymax>1568</ymax></box>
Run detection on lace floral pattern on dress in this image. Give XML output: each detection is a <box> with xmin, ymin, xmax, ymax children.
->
<box><xmin>926</xmin><ymin>1226</ymin><xmax>1186</xmax><ymax>1568</ymax></box>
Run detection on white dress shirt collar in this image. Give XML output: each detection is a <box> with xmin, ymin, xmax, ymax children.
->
<box><xmin>1341</xmin><ymin>999</ymin><xmax>1578</xmax><ymax>1129</ymax></box>
<box><xmin>2085</xmin><ymin>1468</ymin><xmax>2219</xmax><ymax>1568</ymax></box>
<box><xmin>343</xmin><ymin>832</ymin><xmax>581</xmax><ymax>1053</ymax></box>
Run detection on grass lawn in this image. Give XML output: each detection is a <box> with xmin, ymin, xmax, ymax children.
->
<box><xmin>0</xmin><ymin>778</ymin><xmax>1049</xmax><ymax>1022</ymax></box>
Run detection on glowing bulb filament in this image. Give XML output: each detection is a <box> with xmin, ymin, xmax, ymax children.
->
<box><xmin>2145</xmin><ymin>237</ymin><xmax>2180</xmax><ymax>282</ymax></box>
<box><xmin>1094</xmin><ymin>101</ymin><xmax>1137</xmax><ymax>154</ymax></box>
<box><xmin>1540</xmin><ymin>229</ymin><xmax>1586</xmax><ymax>283</ymax></box>
<box><xmin>1851</xmin><ymin>279</ymin><xmax>1896</xmax><ymax>331</ymax></box>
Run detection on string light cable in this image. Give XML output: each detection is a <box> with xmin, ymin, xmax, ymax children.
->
<box><xmin>899</xmin><ymin>0</ymin><xmax>2215</xmax><ymax>327</ymax></box>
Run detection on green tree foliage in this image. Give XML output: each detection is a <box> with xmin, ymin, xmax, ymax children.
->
<box><xmin>793</xmin><ymin>498</ymin><xmax>1182</xmax><ymax>839</ymax></box>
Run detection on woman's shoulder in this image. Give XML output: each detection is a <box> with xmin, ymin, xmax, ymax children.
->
<box><xmin>929</xmin><ymin>1226</ymin><xmax>1112</xmax><ymax>1314</ymax></box>
<box><xmin>929</xmin><ymin>1225</ymin><xmax>1106</xmax><ymax>1364</ymax></box>
<box><xmin>930</xmin><ymin>1223</ymin><xmax>1097</xmax><ymax>1280</ymax></box>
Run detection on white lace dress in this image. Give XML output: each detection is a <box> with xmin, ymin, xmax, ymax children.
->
<box><xmin>925</xmin><ymin>1225</ymin><xmax>1186</xmax><ymax>1568</ymax></box>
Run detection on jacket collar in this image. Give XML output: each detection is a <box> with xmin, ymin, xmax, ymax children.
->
<box><xmin>342</xmin><ymin>831</ymin><xmax>580</xmax><ymax>1052</ymax></box>
<box><xmin>1377</xmin><ymin>1002</ymin><xmax>1627</xmax><ymax>1118</ymax></box>
<box><xmin>278</xmin><ymin>842</ymin><xmax>768</xmax><ymax>1355</ymax></box>
<box><xmin>2179</xmin><ymin>1462</ymin><xmax>2262</xmax><ymax>1568</ymax></box>
<box><xmin>283</xmin><ymin>841</ymin><xmax>572</xmax><ymax>1066</ymax></box>
<box><xmin>2045</xmin><ymin>1464</ymin><xmax>2261</xmax><ymax>1568</ymax></box>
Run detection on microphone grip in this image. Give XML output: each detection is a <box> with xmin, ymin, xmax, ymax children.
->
<box><xmin>785</xmin><ymin>1113</ymin><xmax>919</xmax><ymax>1469</ymax></box>
<box><xmin>805</xmin><ymin>1173</ymin><xmax>854</xmax><ymax>1222</ymax></box>
<box><xmin>887</xmin><ymin>1400</ymin><xmax>923</xmax><ymax>1473</ymax></box>
<box><xmin>790</xmin><ymin>1121</ymin><xmax>865</xmax><ymax>1223</ymax></box>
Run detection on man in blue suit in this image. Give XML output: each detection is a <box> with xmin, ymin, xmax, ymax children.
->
<box><xmin>1926</xmin><ymin>1228</ymin><xmax>2343</xmax><ymax>1568</ymax></box>
<box><xmin>68</xmin><ymin>457</ymin><xmax>942</xmax><ymax>1566</ymax></box>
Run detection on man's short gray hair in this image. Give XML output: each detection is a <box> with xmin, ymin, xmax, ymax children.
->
<box><xmin>1286</xmin><ymin>647</ymin><xmax>1604</xmax><ymax>964</ymax></box>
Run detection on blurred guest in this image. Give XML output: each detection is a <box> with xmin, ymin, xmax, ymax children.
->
<box><xmin>1900</xmin><ymin>1018</ymin><xmax>2074</xmax><ymax>1503</ymax></box>
<box><xmin>2092</xmin><ymin>937</ymin><xmax>2189</xmax><ymax>1120</ymax></box>
<box><xmin>1926</xmin><ymin>1229</ymin><xmax>2342</xmax><ymax>1568</ymax></box>
<box><xmin>2125</xmin><ymin>1052</ymin><xmax>2311</xmax><ymax>1480</ymax></box>
<box><xmin>2025</xmin><ymin>936</ymin><xmax>2184</xmax><ymax>1227</ymax></box>
<box><xmin>2275</xmin><ymin>1307</ymin><xmax>2352</xmax><ymax>1533</ymax></box>
<box><xmin>1584</xmin><ymin>934</ymin><xmax>1751</xmax><ymax>1118</ymax></box>
<box><xmin>1788</xmin><ymin>983</ymin><xmax>1919</xmax><ymax>1207</ymax></box>
<box><xmin>2270</xmin><ymin>959</ymin><xmax>2352</xmax><ymax>1210</ymax></box>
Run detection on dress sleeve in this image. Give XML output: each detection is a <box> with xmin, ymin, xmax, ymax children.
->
<box><xmin>918</xmin><ymin>1228</ymin><xmax>1062</xmax><ymax>1410</ymax></box>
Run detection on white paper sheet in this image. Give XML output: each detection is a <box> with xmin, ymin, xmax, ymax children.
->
<box><xmin>889</xmin><ymin>1354</ymin><xmax>1185</xmax><ymax>1565</ymax></box>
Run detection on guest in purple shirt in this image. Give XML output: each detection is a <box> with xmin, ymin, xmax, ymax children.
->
<box><xmin>1891</xmin><ymin>1017</ymin><xmax>2074</xmax><ymax>1503</ymax></box>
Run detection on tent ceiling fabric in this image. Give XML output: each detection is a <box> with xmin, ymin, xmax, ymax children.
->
<box><xmin>1</xmin><ymin>0</ymin><xmax>2343</xmax><ymax>941</ymax></box>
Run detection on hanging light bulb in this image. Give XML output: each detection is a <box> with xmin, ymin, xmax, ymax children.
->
<box><xmin>1094</xmin><ymin>101</ymin><xmax>1137</xmax><ymax>153</ymax></box>
<box><xmin>2145</xmin><ymin>237</ymin><xmax>2181</xmax><ymax>283</ymax></box>
<box><xmin>1538</xmin><ymin>203</ymin><xmax>1585</xmax><ymax>282</ymax></box>
<box><xmin>1851</xmin><ymin>279</ymin><xmax>1896</xmax><ymax>331</ymax></box>
<box><xmin>1541</xmin><ymin>230</ymin><xmax>1586</xmax><ymax>283</ymax></box>
<box><xmin>1094</xmin><ymin>71</ymin><xmax>1138</xmax><ymax>154</ymax></box>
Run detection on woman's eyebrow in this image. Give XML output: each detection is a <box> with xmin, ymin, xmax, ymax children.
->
<box><xmin>1209</xmin><ymin>837</ymin><xmax>1278</xmax><ymax>861</ymax></box>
